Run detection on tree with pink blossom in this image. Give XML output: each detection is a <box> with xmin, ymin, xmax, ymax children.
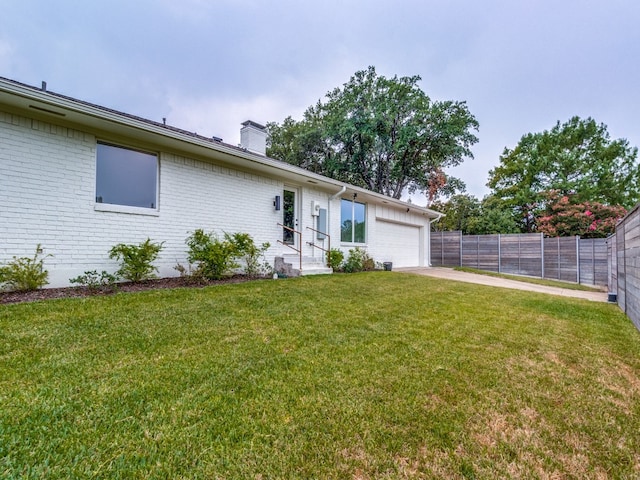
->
<box><xmin>537</xmin><ymin>191</ymin><xmax>626</xmax><ymax>238</ymax></box>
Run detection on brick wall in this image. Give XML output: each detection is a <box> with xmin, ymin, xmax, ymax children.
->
<box><xmin>0</xmin><ymin>111</ymin><xmax>286</xmax><ymax>286</ymax></box>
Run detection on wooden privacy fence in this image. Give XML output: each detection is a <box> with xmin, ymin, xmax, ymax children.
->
<box><xmin>611</xmin><ymin>203</ymin><xmax>640</xmax><ymax>331</ymax></box>
<box><xmin>431</xmin><ymin>232</ymin><xmax>608</xmax><ymax>287</ymax></box>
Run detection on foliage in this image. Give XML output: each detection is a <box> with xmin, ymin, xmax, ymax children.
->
<box><xmin>431</xmin><ymin>194</ymin><xmax>481</xmax><ymax>233</ymax></box>
<box><xmin>487</xmin><ymin>116</ymin><xmax>639</xmax><ymax>232</ymax></box>
<box><xmin>326</xmin><ymin>248</ymin><xmax>345</xmax><ymax>271</ymax></box>
<box><xmin>431</xmin><ymin>194</ymin><xmax>519</xmax><ymax>234</ymax></box>
<box><xmin>69</xmin><ymin>270</ymin><xmax>117</xmax><ymax>292</ymax></box>
<box><xmin>185</xmin><ymin>231</ymin><xmax>273</xmax><ymax>280</ymax></box>
<box><xmin>536</xmin><ymin>191</ymin><xmax>626</xmax><ymax>238</ymax></box>
<box><xmin>108</xmin><ymin>238</ymin><xmax>164</xmax><ymax>282</ymax></box>
<box><xmin>0</xmin><ymin>244</ymin><xmax>50</xmax><ymax>292</ymax></box>
<box><xmin>185</xmin><ymin>229</ymin><xmax>240</xmax><ymax>280</ymax></box>
<box><xmin>267</xmin><ymin>66</ymin><xmax>479</xmax><ymax>200</ymax></box>
<box><xmin>2</xmin><ymin>274</ymin><xmax>638</xmax><ymax>478</ymax></box>
<box><xmin>224</xmin><ymin>232</ymin><xmax>272</xmax><ymax>277</ymax></box>
<box><xmin>343</xmin><ymin>247</ymin><xmax>376</xmax><ymax>273</ymax></box>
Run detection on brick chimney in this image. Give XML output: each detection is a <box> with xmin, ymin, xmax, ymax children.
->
<box><xmin>240</xmin><ymin>120</ymin><xmax>267</xmax><ymax>155</ymax></box>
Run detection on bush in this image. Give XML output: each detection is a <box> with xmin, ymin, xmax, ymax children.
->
<box><xmin>69</xmin><ymin>270</ymin><xmax>117</xmax><ymax>292</ymax></box>
<box><xmin>185</xmin><ymin>230</ymin><xmax>239</xmax><ymax>280</ymax></box>
<box><xmin>343</xmin><ymin>247</ymin><xmax>375</xmax><ymax>273</ymax></box>
<box><xmin>109</xmin><ymin>238</ymin><xmax>164</xmax><ymax>282</ymax></box>
<box><xmin>225</xmin><ymin>232</ymin><xmax>272</xmax><ymax>277</ymax></box>
<box><xmin>327</xmin><ymin>248</ymin><xmax>344</xmax><ymax>271</ymax></box>
<box><xmin>0</xmin><ymin>245</ymin><xmax>50</xmax><ymax>292</ymax></box>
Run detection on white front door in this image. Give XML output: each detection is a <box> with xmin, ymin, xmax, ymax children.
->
<box><xmin>282</xmin><ymin>187</ymin><xmax>299</xmax><ymax>247</ymax></box>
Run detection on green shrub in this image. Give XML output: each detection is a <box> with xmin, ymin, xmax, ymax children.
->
<box><xmin>327</xmin><ymin>248</ymin><xmax>344</xmax><ymax>271</ymax></box>
<box><xmin>225</xmin><ymin>232</ymin><xmax>272</xmax><ymax>277</ymax></box>
<box><xmin>343</xmin><ymin>247</ymin><xmax>375</xmax><ymax>273</ymax></box>
<box><xmin>69</xmin><ymin>270</ymin><xmax>117</xmax><ymax>292</ymax></box>
<box><xmin>0</xmin><ymin>245</ymin><xmax>50</xmax><ymax>292</ymax></box>
<box><xmin>109</xmin><ymin>238</ymin><xmax>164</xmax><ymax>282</ymax></box>
<box><xmin>185</xmin><ymin>229</ymin><xmax>239</xmax><ymax>280</ymax></box>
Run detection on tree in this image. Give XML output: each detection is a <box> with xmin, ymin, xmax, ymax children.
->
<box><xmin>487</xmin><ymin>116</ymin><xmax>639</xmax><ymax>232</ymax></box>
<box><xmin>431</xmin><ymin>194</ymin><xmax>519</xmax><ymax>235</ymax></box>
<box><xmin>431</xmin><ymin>194</ymin><xmax>482</xmax><ymax>233</ymax></box>
<box><xmin>267</xmin><ymin>67</ymin><xmax>479</xmax><ymax>200</ymax></box>
<box><xmin>473</xmin><ymin>195</ymin><xmax>520</xmax><ymax>234</ymax></box>
<box><xmin>536</xmin><ymin>191</ymin><xmax>626</xmax><ymax>238</ymax></box>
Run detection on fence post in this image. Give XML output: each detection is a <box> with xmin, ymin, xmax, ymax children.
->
<box><xmin>459</xmin><ymin>231</ymin><xmax>463</xmax><ymax>267</ymax></box>
<box><xmin>477</xmin><ymin>235</ymin><xmax>480</xmax><ymax>269</ymax></box>
<box><xmin>592</xmin><ymin>238</ymin><xmax>595</xmax><ymax>285</ymax></box>
<box><xmin>576</xmin><ymin>235</ymin><xmax>580</xmax><ymax>284</ymax></box>
<box><xmin>441</xmin><ymin>232</ymin><xmax>444</xmax><ymax>266</ymax></box>
<box><xmin>498</xmin><ymin>234</ymin><xmax>501</xmax><ymax>273</ymax></box>
<box><xmin>541</xmin><ymin>233</ymin><xmax>544</xmax><ymax>279</ymax></box>
<box><xmin>557</xmin><ymin>236</ymin><xmax>561</xmax><ymax>280</ymax></box>
<box><xmin>518</xmin><ymin>235</ymin><xmax>521</xmax><ymax>275</ymax></box>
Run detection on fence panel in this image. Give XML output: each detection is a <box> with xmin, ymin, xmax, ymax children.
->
<box><xmin>499</xmin><ymin>234</ymin><xmax>543</xmax><ymax>277</ymax></box>
<box><xmin>579</xmin><ymin>238</ymin><xmax>608</xmax><ymax>286</ymax></box>
<box><xmin>617</xmin><ymin>218</ymin><xmax>627</xmax><ymax>314</ymax></box>
<box><xmin>460</xmin><ymin>235</ymin><xmax>500</xmax><ymax>272</ymax></box>
<box><xmin>430</xmin><ymin>231</ymin><xmax>463</xmax><ymax>267</ymax></box>
<box><xmin>607</xmin><ymin>236</ymin><xmax>616</xmax><ymax>296</ymax></box>
<box><xmin>558</xmin><ymin>237</ymin><xmax>579</xmax><ymax>283</ymax></box>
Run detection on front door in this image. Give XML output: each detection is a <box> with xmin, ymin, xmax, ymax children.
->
<box><xmin>282</xmin><ymin>187</ymin><xmax>298</xmax><ymax>246</ymax></box>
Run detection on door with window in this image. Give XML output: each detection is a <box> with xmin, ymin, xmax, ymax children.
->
<box><xmin>282</xmin><ymin>187</ymin><xmax>299</xmax><ymax>246</ymax></box>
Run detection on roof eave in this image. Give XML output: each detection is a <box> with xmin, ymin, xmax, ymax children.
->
<box><xmin>0</xmin><ymin>77</ymin><xmax>442</xmax><ymax>218</ymax></box>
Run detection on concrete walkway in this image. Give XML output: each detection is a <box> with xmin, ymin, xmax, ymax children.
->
<box><xmin>396</xmin><ymin>267</ymin><xmax>608</xmax><ymax>302</ymax></box>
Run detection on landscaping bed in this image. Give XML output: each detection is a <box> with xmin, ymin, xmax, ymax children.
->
<box><xmin>0</xmin><ymin>275</ymin><xmax>260</xmax><ymax>305</ymax></box>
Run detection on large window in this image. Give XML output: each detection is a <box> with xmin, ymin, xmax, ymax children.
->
<box><xmin>341</xmin><ymin>198</ymin><xmax>366</xmax><ymax>243</ymax></box>
<box><xmin>95</xmin><ymin>142</ymin><xmax>158</xmax><ymax>209</ymax></box>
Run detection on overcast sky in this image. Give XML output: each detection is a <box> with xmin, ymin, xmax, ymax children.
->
<box><xmin>1</xmin><ymin>0</ymin><xmax>638</xmax><ymax>203</ymax></box>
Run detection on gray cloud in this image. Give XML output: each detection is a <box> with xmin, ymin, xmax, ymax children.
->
<box><xmin>1</xmin><ymin>0</ymin><xmax>638</xmax><ymax>201</ymax></box>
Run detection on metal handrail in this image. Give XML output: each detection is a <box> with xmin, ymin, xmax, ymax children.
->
<box><xmin>305</xmin><ymin>226</ymin><xmax>331</xmax><ymax>267</ymax></box>
<box><xmin>277</xmin><ymin>223</ymin><xmax>302</xmax><ymax>271</ymax></box>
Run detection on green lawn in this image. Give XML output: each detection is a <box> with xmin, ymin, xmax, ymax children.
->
<box><xmin>2</xmin><ymin>272</ymin><xmax>639</xmax><ymax>478</ymax></box>
<box><xmin>454</xmin><ymin>266</ymin><xmax>604</xmax><ymax>291</ymax></box>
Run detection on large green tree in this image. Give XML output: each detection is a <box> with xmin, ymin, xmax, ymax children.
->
<box><xmin>487</xmin><ymin>116</ymin><xmax>639</xmax><ymax>232</ymax></box>
<box><xmin>431</xmin><ymin>194</ymin><xmax>519</xmax><ymax>235</ymax></box>
<box><xmin>267</xmin><ymin>67</ymin><xmax>479</xmax><ymax>199</ymax></box>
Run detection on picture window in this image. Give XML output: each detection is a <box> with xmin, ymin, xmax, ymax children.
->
<box><xmin>95</xmin><ymin>142</ymin><xmax>158</xmax><ymax>209</ymax></box>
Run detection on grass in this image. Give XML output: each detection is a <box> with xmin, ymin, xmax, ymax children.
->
<box><xmin>1</xmin><ymin>272</ymin><xmax>639</xmax><ymax>478</ymax></box>
<box><xmin>454</xmin><ymin>266</ymin><xmax>604</xmax><ymax>292</ymax></box>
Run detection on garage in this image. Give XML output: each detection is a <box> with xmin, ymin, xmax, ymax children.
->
<box><xmin>375</xmin><ymin>220</ymin><xmax>422</xmax><ymax>267</ymax></box>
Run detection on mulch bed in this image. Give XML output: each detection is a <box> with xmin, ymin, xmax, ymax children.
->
<box><xmin>0</xmin><ymin>275</ymin><xmax>264</xmax><ymax>305</ymax></box>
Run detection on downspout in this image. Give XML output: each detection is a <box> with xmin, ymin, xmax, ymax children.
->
<box><xmin>327</xmin><ymin>186</ymin><xmax>347</xmax><ymax>253</ymax></box>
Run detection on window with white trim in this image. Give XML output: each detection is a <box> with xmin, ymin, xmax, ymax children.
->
<box><xmin>341</xmin><ymin>198</ymin><xmax>366</xmax><ymax>243</ymax></box>
<box><xmin>95</xmin><ymin>142</ymin><xmax>158</xmax><ymax>209</ymax></box>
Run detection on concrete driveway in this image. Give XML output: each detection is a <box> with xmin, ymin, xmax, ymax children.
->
<box><xmin>396</xmin><ymin>267</ymin><xmax>609</xmax><ymax>303</ymax></box>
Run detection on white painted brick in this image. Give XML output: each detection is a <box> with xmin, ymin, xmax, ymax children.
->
<box><xmin>1</xmin><ymin>109</ymin><xmax>432</xmax><ymax>286</ymax></box>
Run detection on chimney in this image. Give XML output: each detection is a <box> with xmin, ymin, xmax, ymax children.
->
<box><xmin>240</xmin><ymin>120</ymin><xmax>267</xmax><ymax>155</ymax></box>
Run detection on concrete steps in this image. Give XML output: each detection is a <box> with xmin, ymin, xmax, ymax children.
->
<box><xmin>275</xmin><ymin>254</ymin><xmax>332</xmax><ymax>277</ymax></box>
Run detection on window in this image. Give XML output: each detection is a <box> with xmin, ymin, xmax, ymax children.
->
<box><xmin>95</xmin><ymin>142</ymin><xmax>158</xmax><ymax>209</ymax></box>
<box><xmin>341</xmin><ymin>198</ymin><xmax>366</xmax><ymax>243</ymax></box>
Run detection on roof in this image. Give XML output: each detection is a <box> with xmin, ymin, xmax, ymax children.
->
<box><xmin>0</xmin><ymin>76</ymin><xmax>442</xmax><ymax>219</ymax></box>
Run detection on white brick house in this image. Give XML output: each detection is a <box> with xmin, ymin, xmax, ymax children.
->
<box><xmin>0</xmin><ymin>77</ymin><xmax>441</xmax><ymax>287</ymax></box>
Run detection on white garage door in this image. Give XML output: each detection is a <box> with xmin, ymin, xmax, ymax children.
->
<box><xmin>377</xmin><ymin>221</ymin><xmax>421</xmax><ymax>267</ymax></box>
